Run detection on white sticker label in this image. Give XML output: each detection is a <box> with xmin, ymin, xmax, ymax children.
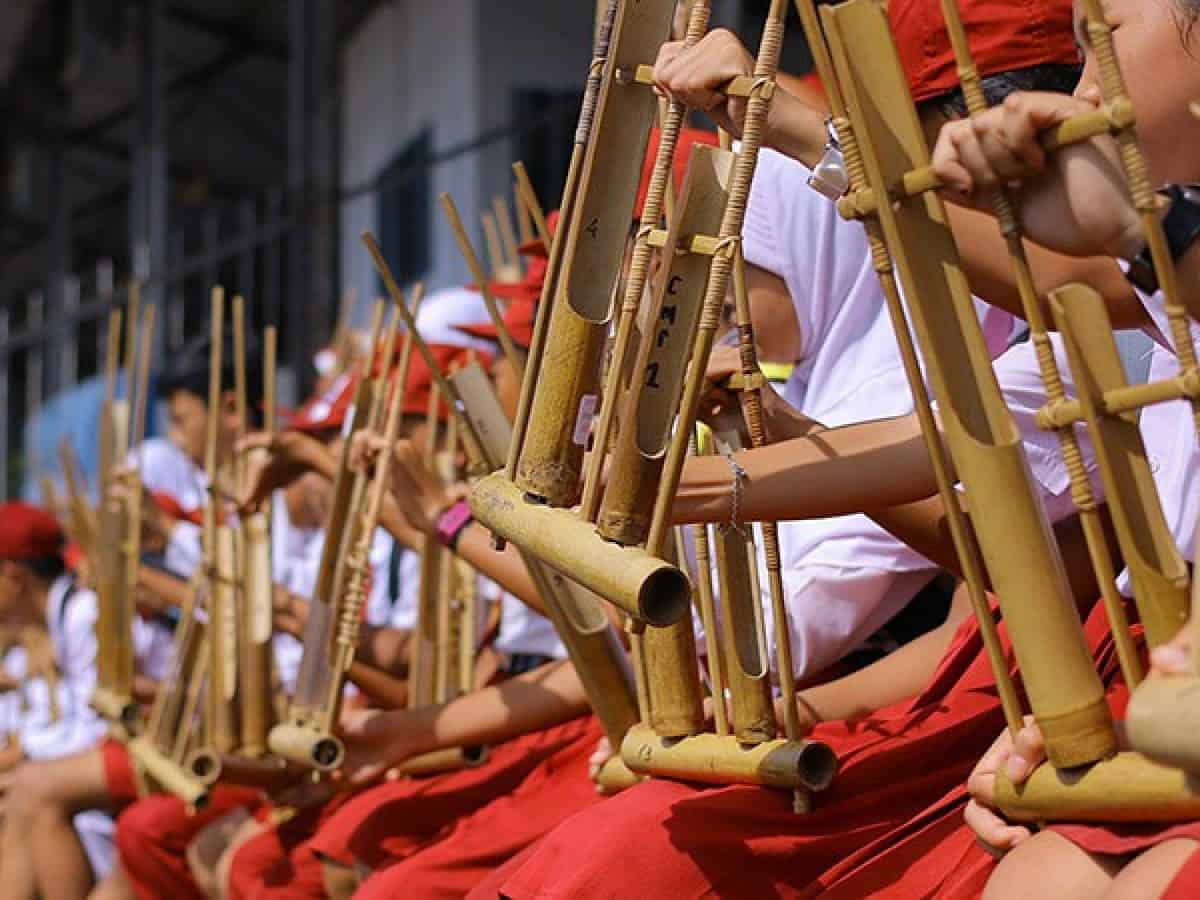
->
<box><xmin>573</xmin><ymin>394</ymin><xmax>598</xmax><ymax>447</ymax></box>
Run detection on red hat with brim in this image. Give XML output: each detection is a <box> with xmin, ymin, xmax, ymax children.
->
<box><xmin>516</xmin><ymin>210</ymin><xmax>561</xmax><ymax>260</ymax></box>
<box><xmin>398</xmin><ymin>343</ymin><xmax>492</xmax><ymax>421</ymax></box>
<box><xmin>289</xmin><ymin>371</ymin><xmax>357</xmax><ymax>434</ymax></box>
<box><xmin>0</xmin><ymin>503</ymin><xmax>63</xmax><ymax>562</ymax></box>
<box><xmin>889</xmin><ymin>0</ymin><xmax>1078</xmax><ymax>104</ymax></box>
<box><xmin>635</xmin><ymin>128</ymin><xmax>721</xmax><ymax>221</ymax></box>
<box><xmin>456</xmin><ymin>296</ymin><xmax>537</xmax><ymax>351</ymax></box>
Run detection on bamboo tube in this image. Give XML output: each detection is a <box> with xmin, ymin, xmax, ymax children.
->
<box><xmin>481</xmin><ymin>211</ymin><xmax>506</xmax><ymax>280</ymax></box>
<box><xmin>596</xmin><ymin>143</ymin><xmax>733</xmax><ymax>544</ymax></box>
<box><xmin>471</xmin><ymin>474</ymin><xmax>688</xmax><ymax>625</ymax></box>
<box><xmin>820</xmin><ymin>0</ymin><xmax>1112</xmax><ymax>768</ymax></box>
<box><xmin>493</xmin><ymin>195</ymin><xmax>521</xmax><ymax>273</ymax></box>
<box><xmin>935</xmin><ymin>0</ymin><xmax>1144</xmax><ymax>689</ymax></box>
<box><xmin>512</xmin><ymin>163</ymin><xmax>551</xmax><ymax>254</ymax></box>
<box><xmin>790</xmin><ymin>0</ymin><xmax>1022</xmax><ymax>738</ymax></box>
<box><xmin>516</xmin><ymin>0</ymin><xmax>676</xmax><ymax>506</ymax></box>
<box><xmin>686</xmin><ymin>435</ymin><xmax>729</xmax><ymax>737</ymax></box>
<box><xmin>1049</xmin><ymin>286</ymin><xmax>1189</xmax><ymax>647</ymax></box>
<box><xmin>128</xmin><ymin>735</ymin><xmax>210</xmax><ymax>810</ymax></box>
<box><xmin>395</xmin><ymin>745</ymin><xmax>489</xmax><ymax>778</ymax></box>
<box><xmin>186</xmin><ymin>748</ymin><xmax>293</xmax><ymax>790</ymax></box>
<box><xmin>621</xmin><ymin>725</ymin><xmax>837</xmax><ymax>791</ymax></box>
<box><xmin>504</xmin><ymin>0</ymin><xmax>618</xmax><ymax>486</ymax></box>
<box><xmin>581</xmin><ymin>0</ymin><xmax>712</xmax><ymax>521</ymax></box>
<box><xmin>412</xmin><ymin>384</ymin><xmax>445</xmax><ymax>710</ymax></box>
<box><xmin>209</xmin><ymin>525</ymin><xmax>240</xmax><ymax>753</ymax></box>
<box><xmin>994</xmin><ymin>752</ymin><xmax>1200</xmax><ymax>824</ymax></box>
<box><xmin>433</xmin><ymin>412</ymin><xmax>460</xmax><ymax>702</ymax></box>
<box><xmin>268</xmin><ymin>722</ymin><xmax>345</xmax><ymax>771</ymax></box>
<box><xmin>442</xmin><ymin>194</ymin><xmax>523</xmax><ymax>374</ymax></box>
<box><xmin>646</xmin><ymin>0</ymin><xmax>790</xmax><ymax>558</ymax></box>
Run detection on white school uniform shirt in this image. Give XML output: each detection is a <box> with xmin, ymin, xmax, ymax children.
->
<box><xmin>129</xmin><ymin>437</ymin><xmax>208</xmax><ymax>578</ymax></box>
<box><xmin>1111</xmin><ymin>287</ymin><xmax>1200</xmax><ymax>595</ymax></box>
<box><xmin>735</xmin><ymin>149</ymin><xmax>1092</xmax><ymax>678</ymax></box>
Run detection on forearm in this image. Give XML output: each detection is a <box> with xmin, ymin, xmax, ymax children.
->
<box><xmin>945</xmin><ymin>205</ymin><xmax>1146</xmax><ymax>329</ymax></box>
<box><xmin>454</xmin><ymin>525</ymin><xmax>545</xmax><ymax>615</ymax></box>
<box><xmin>795</xmin><ymin>586</ymin><xmax>970</xmax><ymax>724</ymax></box>
<box><xmin>347</xmin><ymin>662</ymin><xmax>410</xmax><ymax>709</ymax></box>
<box><xmin>138</xmin><ymin>566</ymin><xmax>191</xmax><ymax>612</ymax></box>
<box><xmin>765</xmin><ymin>89</ymin><xmax>834</xmax><ymax>169</ymax></box>
<box><xmin>361</xmin><ymin>660</ymin><xmax>587</xmax><ymax>761</ymax></box>
<box><xmin>673</xmin><ymin>414</ymin><xmax>941</xmax><ymax>525</ymax></box>
<box><xmin>355</xmin><ymin>626</ymin><xmax>410</xmax><ymax>676</ymax></box>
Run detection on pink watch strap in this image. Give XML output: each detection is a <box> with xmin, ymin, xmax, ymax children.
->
<box><xmin>435</xmin><ymin>499</ymin><xmax>474</xmax><ymax>549</ymax></box>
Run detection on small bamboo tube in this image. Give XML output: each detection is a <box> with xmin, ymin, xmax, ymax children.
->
<box><xmin>412</xmin><ymin>383</ymin><xmax>445</xmax><ymax>709</ymax></box>
<box><xmin>621</xmin><ymin>724</ymin><xmax>837</xmax><ymax>791</ymax></box>
<box><xmin>789</xmin><ymin>0</ymin><xmax>1022</xmax><ymax>738</ymax></box>
<box><xmin>396</xmin><ymin>745</ymin><xmax>489</xmax><ymax>778</ymax></box>
<box><xmin>504</xmin><ymin>0</ymin><xmax>618</xmax><ymax>485</ymax></box>
<box><xmin>433</xmin><ymin>412</ymin><xmax>460</xmax><ymax>702</ymax></box>
<box><xmin>820</xmin><ymin>0</ymin><xmax>1112</xmax><ymax>768</ymax></box>
<box><xmin>493</xmin><ymin>195</ymin><xmax>521</xmax><ymax>273</ymax></box>
<box><xmin>441</xmin><ymin>194</ymin><xmax>524</xmax><ymax>374</ymax></box>
<box><xmin>580</xmin><ymin>0</ymin><xmax>712</xmax><ymax>520</ymax></box>
<box><xmin>937</xmin><ymin>0</ymin><xmax>1143</xmax><ymax>689</ymax></box>
<box><xmin>687</xmin><ymin>432</ymin><xmax>729</xmax><ymax>737</ymax></box>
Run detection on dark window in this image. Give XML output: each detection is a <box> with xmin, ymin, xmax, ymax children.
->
<box><xmin>513</xmin><ymin>90</ymin><xmax>577</xmax><ymax>214</ymax></box>
<box><xmin>377</xmin><ymin>129</ymin><xmax>432</xmax><ymax>289</ymax></box>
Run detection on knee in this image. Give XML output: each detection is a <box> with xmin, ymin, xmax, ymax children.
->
<box><xmin>984</xmin><ymin>833</ymin><xmax>1111</xmax><ymax>900</ymax></box>
<box><xmin>6</xmin><ymin>762</ymin><xmax>57</xmax><ymax>823</ymax></box>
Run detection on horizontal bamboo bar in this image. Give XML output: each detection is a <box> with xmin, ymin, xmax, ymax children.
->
<box><xmin>838</xmin><ymin>100</ymin><xmax>1134</xmax><ymax>220</ymax></box>
<box><xmin>469</xmin><ymin>473</ymin><xmax>690</xmax><ymax>626</ymax></box>
<box><xmin>91</xmin><ymin>686</ymin><xmax>140</xmax><ymax>732</ymax></box>
<box><xmin>128</xmin><ymin>735</ymin><xmax>210</xmax><ymax>810</ymax></box>
<box><xmin>1037</xmin><ymin>372</ymin><xmax>1200</xmax><ymax>431</ymax></box>
<box><xmin>593</xmin><ymin>753</ymin><xmax>643</xmax><ymax>794</ymax></box>
<box><xmin>994</xmin><ymin>751</ymin><xmax>1200</xmax><ymax>823</ymax></box>
<box><xmin>394</xmin><ymin>746</ymin><xmax>489</xmax><ymax>778</ymax></box>
<box><xmin>267</xmin><ymin>722</ymin><xmax>345</xmax><ymax>772</ymax></box>
<box><xmin>1125</xmin><ymin>675</ymin><xmax>1200</xmax><ymax>773</ymax></box>
<box><xmin>186</xmin><ymin>749</ymin><xmax>296</xmax><ymax>791</ymax></box>
<box><xmin>630</xmin><ymin>64</ymin><xmax>773</xmax><ymax>100</ymax></box>
<box><xmin>620</xmin><ymin>723</ymin><xmax>837</xmax><ymax>791</ymax></box>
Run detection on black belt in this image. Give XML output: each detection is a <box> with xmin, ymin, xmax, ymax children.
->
<box><xmin>503</xmin><ymin>653</ymin><xmax>554</xmax><ymax>676</ymax></box>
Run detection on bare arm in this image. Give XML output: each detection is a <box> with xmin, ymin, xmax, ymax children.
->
<box><xmin>339</xmin><ymin>660</ymin><xmax>587</xmax><ymax>785</ymax></box>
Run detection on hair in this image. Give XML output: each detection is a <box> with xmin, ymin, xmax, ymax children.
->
<box><xmin>156</xmin><ymin>330</ymin><xmax>265</xmax><ymax>425</ymax></box>
<box><xmin>1175</xmin><ymin>0</ymin><xmax>1200</xmax><ymax>48</ymax></box>
<box><xmin>926</xmin><ymin>62</ymin><xmax>1084</xmax><ymax>118</ymax></box>
<box><xmin>26</xmin><ymin>551</ymin><xmax>66</xmax><ymax>583</ymax></box>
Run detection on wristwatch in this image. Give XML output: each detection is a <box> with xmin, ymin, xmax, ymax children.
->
<box><xmin>1124</xmin><ymin>184</ymin><xmax>1200</xmax><ymax>294</ymax></box>
<box><xmin>807</xmin><ymin>116</ymin><xmax>850</xmax><ymax>201</ymax></box>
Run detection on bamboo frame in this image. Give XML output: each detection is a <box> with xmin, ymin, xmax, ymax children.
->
<box><xmin>817</xmin><ymin>0</ymin><xmax>1113</xmax><ymax>769</ymax></box>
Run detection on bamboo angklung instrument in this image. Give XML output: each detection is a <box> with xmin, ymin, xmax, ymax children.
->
<box><xmin>268</xmin><ymin>297</ymin><xmax>406</xmax><ymax>770</ymax></box>
<box><xmin>93</xmin><ymin>289</ymin><xmax>154</xmax><ymax>733</ymax></box>
<box><xmin>363</xmin><ymin>232</ymin><xmax>642</xmax><ymax>792</ymax></box>
<box><xmin>811</xmin><ymin>0</ymin><xmax>1200</xmax><ymax>820</ymax></box>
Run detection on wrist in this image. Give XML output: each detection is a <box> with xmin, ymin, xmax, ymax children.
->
<box><xmin>434</xmin><ymin>499</ymin><xmax>474</xmax><ymax>550</ymax></box>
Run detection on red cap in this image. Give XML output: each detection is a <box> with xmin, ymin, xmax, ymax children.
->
<box><xmin>398</xmin><ymin>344</ymin><xmax>490</xmax><ymax>420</ymax></box>
<box><xmin>149</xmin><ymin>491</ymin><xmax>205</xmax><ymax>527</ymax></box>
<box><xmin>889</xmin><ymin>0</ymin><xmax>1078</xmax><ymax>104</ymax></box>
<box><xmin>456</xmin><ymin>296</ymin><xmax>537</xmax><ymax>350</ymax></box>
<box><xmin>516</xmin><ymin>210</ymin><xmax>560</xmax><ymax>260</ymax></box>
<box><xmin>289</xmin><ymin>371</ymin><xmax>357</xmax><ymax>434</ymax></box>
<box><xmin>635</xmin><ymin>128</ymin><xmax>720</xmax><ymax>220</ymax></box>
<box><xmin>0</xmin><ymin>504</ymin><xmax>63</xmax><ymax>562</ymax></box>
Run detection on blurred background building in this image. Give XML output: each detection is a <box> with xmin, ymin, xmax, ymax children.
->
<box><xmin>0</xmin><ymin>0</ymin><xmax>815</xmax><ymax>498</ymax></box>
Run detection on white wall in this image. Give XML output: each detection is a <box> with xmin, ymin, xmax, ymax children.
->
<box><xmin>340</xmin><ymin>0</ymin><xmax>482</xmax><ymax>323</ymax></box>
<box><xmin>339</xmin><ymin>0</ymin><xmax>592</xmax><ymax>326</ymax></box>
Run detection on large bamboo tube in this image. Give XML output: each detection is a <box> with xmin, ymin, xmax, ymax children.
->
<box><xmin>128</xmin><ymin>735</ymin><xmax>210</xmax><ymax>810</ymax></box>
<box><xmin>936</xmin><ymin>0</ymin><xmax>1144</xmax><ymax>692</ymax></box>
<box><xmin>621</xmin><ymin>725</ymin><xmax>837</xmax><ymax>791</ymax></box>
<box><xmin>582</xmin><ymin>0</ymin><xmax>713</xmax><ymax>520</ymax></box>
<box><xmin>1049</xmin><ymin>285</ymin><xmax>1189</xmax><ymax>647</ymax></box>
<box><xmin>994</xmin><ymin>752</ymin><xmax>1200</xmax><ymax>823</ymax></box>
<box><xmin>790</xmin><ymin>0</ymin><xmax>1023</xmax><ymax>738</ymax></box>
<box><xmin>395</xmin><ymin>746</ymin><xmax>489</xmax><ymax>778</ymax></box>
<box><xmin>597</xmin><ymin>144</ymin><xmax>734</xmax><ymax>545</ymax></box>
<box><xmin>186</xmin><ymin>749</ymin><xmax>293</xmax><ymax>790</ymax></box>
<box><xmin>209</xmin><ymin>524</ymin><xmax>240</xmax><ymax>753</ymax></box>
<box><xmin>821</xmin><ymin>0</ymin><xmax>1113</xmax><ymax>768</ymax></box>
<box><xmin>516</xmin><ymin>0</ymin><xmax>676</xmax><ymax>505</ymax></box>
